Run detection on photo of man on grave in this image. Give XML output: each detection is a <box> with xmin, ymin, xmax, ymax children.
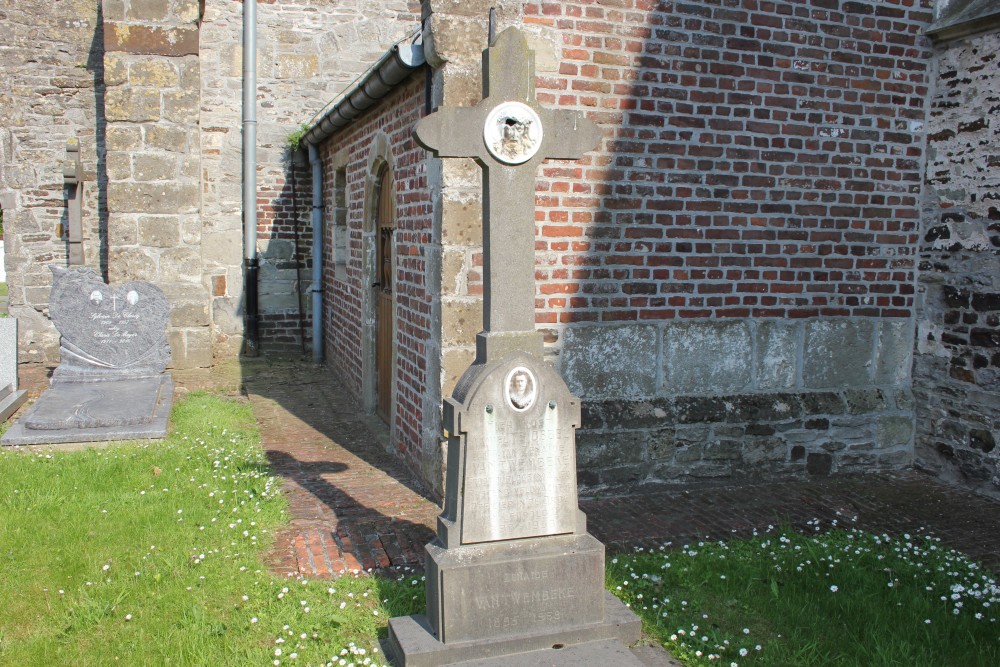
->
<box><xmin>505</xmin><ymin>367</ymin><xmax>536</xmax><ymax>411</ymax></box>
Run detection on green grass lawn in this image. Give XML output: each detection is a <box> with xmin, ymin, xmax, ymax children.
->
<box><xmin>2</xmin><ymin>392</ymin><xmax>997</xmax><ymax>666</ymax></box>
<box><xmin>610</xmin><ymin>526</ymin><xmax>1000</xmax><ymax>666</ymax></box>
<box><xmin>0</xmin><ymin>393</ymin><xmax>422</xmax><ymax>666</ymax></box>
<box><xmin>0</xmin><ymin>282</ymin><xmax>8</xmax><ymax>298</ymax></box>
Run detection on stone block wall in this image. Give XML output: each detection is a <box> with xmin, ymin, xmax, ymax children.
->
<box><xmin>560</xmin><ymin>318</ymin><xmax>914</xmax><ymax>490</ymax></box>
<box><xmin>0</xmin><ymin>0</ymin><xmax>104</xmax><ymax>364</ymax></box>
<box><xmin>914</xmin><ymin>26</ymin><xmax>1000</xmax><ymax>497</ymax></box>
<box><xmin>102</xmin><ymin>0</ymin><xmax>212</xmax><ymax>369</ymax></box>
<box><xmin>317</xmin><ymin>78</ymin><xmax>437</xmax><ymax>490</ymax></box>
<box><xmin>198</xmin><ymin>0</ymin><xmax>421</xmax><ymax>357</ymax></box>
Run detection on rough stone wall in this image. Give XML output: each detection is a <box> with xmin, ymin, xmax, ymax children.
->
<box><xmin>318</xmin><ymin>78</ymin><xmax>436</xmax><ymax>491</ymax></box>
<box><xmin>1</xmin><ymin>0</ymin><xmax>421</xmax><ymax>366</ymax></box>
<box><xmin>567</xmin><ymin>317</ymin><xmax>914</xmax><ymax>489</ymax></box>
<box><xmin>0</xmin><ymin>0</ymin><xmax>104</xmax><ymax>364</ymax></box>
<box><xmin>102</xmin><ymin>0</ymin><xmax>211</xmax><ymax>369</ymax></box>
<box><xmin>198</xmin><ymin>0</ymin><xmax>421</xmax><ymax>356</ymax></box>
<box><xmin>914</xmin><ymin>27</ymin><xmax>1000</xmax><ymax>497</ymax></box>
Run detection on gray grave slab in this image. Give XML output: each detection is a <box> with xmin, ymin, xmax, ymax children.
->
<box><xmin>2</xmin><ymin>266</ymin><xmax>173</xmax><ymax>446</ymax></box>
<box><xmin>0</xmin><ymin>318</ymin><xmax>28</xmax><ymax>421</ymax></box>
<box><xmin>389</xmin><ymin>26</ymin><xmax>639</xmax><ymax>667</ymax></box>
<box><xmin>2</xmin><ymin>376</ymin><xmax>172</xmax><ymax>445</ymax></box>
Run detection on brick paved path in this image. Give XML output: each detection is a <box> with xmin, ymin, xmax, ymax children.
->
<box><xmin>16</xmin><ymin>359</ymin><xmax>1000</xmax><ymax>578</ymax></box>
<box><xmin>238</xmin><ymin>359</ymin><xmax>1000</xmax><ymax>578</ymax></box>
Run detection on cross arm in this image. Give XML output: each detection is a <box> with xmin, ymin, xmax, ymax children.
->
<box><xmin>539</xmin><ymin>109</ymin><xmax>603</xmax><ymax>161</ymax></box>
<box><xmin>414</xmin><ymin>107</ymin><xmax>487</xmax><ymax>159</ymax></box>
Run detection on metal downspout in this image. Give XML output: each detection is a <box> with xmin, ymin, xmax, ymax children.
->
<box><xmin>242</xmin><ymin>0</ymin><xmax>260</xmax><ymax>357</ymax></box>
<box><xmin>308</xmin><ymin>143</ymin><xmax>324</xmax><ymax>364</ymax></box>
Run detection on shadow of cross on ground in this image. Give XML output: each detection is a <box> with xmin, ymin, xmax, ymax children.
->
<box><xmin>243</xmin><ymin>358</ymin><xmax>1000</xmax><ymax>580</ymax></box>
<box><xmin>243</xmin><ymin>360</ymin><xmax>438</xmax><ymax>578</ymax></box>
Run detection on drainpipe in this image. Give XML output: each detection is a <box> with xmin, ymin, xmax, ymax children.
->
<box><xmin>242</xmin><ymin>0</ymin><xmax>260</xmax><ymax>357</ymax></box>
<box><xmin>308</xmin><ymin>142</ymin><xmax>324</xmax><ymax>364</ymax></box>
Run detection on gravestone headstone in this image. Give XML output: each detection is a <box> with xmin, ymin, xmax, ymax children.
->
<box><xmin>387</xmin><ymin>27</ymin><xmax>642</xmax><ymax>666</ymax></box>
<box><xmin>0</xmin><ymin>318</ymin><xmax>28</xmax><ymax>422</ymax></box>
<box><xmin>2</xmin><ymin>266</ymin><xmax>173</xmax><ymax>445</ymax></box>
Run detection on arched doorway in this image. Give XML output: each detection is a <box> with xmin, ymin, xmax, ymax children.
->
<box><xmin>373</xmin><ymin>166</ymin><xmax>394</xmax><ymax>424</ymax></box>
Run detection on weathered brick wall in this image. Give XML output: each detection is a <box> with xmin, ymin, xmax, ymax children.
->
<box><xmin>199</xmin><ymin>0</ymin><xmax>421</xmax><ymax>356</ymax></box>
<box><xmin>511</xmin><ymin>0</ymin><xmax>934</xmax><ymax>491</ymax></box>
<box><xmin>914</xmin><ymin>27</ymin><xmax>1000</xmax><ymax>498</ymax></box>
<box><xmin>318</xmin><ymin>78</ymin><xmax>437</xmax><ymax>488</ymax></box>
<box><xmin>0</xmin><ymin>0</ymin><xmax>104</xmax><ymax>363</ymax></box>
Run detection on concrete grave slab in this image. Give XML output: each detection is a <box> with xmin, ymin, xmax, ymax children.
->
<box><xmin>560</xmin><ymin>324</ymin><xmax>658</xmax><ymax>399</ymax></box>
<box><xmin>663</xmin><ymin>321</ymin><xmax>753</xmax><ymax>394</ymax></box>
<box><xmin>803</xmin><ymin>319</ymin><xmax>875</xmax><ymax>388</ymax></box>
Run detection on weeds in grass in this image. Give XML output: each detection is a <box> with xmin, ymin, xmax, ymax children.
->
<box><xmin>608</xmin><ymin>521</ymin><xmax>1000</xmax><ymax>666</ymax></box>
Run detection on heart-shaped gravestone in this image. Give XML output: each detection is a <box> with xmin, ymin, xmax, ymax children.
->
<box><xmin>48</xmin><ymin>266</ymin><xmax>170</xmax><ymax>372</ymax></box>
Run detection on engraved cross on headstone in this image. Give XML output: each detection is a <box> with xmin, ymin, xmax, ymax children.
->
<box><xmin>415</xmin><ymin>27</ymin><xmax>601</xmax><ymax>335</ymax></box>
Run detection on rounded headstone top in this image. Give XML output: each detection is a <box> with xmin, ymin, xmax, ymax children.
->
<box><xmin>483</xmin><ymin>101</ymin><xmax>543</xmax><ymax>164</ymax></box>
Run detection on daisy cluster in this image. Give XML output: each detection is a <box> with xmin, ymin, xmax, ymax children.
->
<box><xmin>607</xmin><ymin>519</ymin><xmax>1000</xmax><ymax>666</ymax></box>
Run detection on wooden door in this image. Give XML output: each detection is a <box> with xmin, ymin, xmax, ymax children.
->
<box><xmin>375</xmin><ymin>168</ymin><xmax>394</xmax><ymax>424</ymax></box>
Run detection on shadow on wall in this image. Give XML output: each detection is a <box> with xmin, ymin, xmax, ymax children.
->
<box><xmin>86</xmin><ymin>1</ymin><xmax>109</xmax><ymax>282</ymax></box>
<box><xmin>529</xmin><ymin>0</ymin><xmax>931</xmax><ymax>491</ymax></box>
<box><xmin>255</xmin><ymin>150</ymin><xmax>314</xmax><ymax>355</ymax></box>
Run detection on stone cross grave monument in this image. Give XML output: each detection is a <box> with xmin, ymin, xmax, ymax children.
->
<box><xmin>2</xmin><ymin>266</ymin><xmax>173</xmax><ymax>445</ymax></box>
<box><xmin>387</xmin><ymin>27</ymin><xmax>642</xmax><ymax>666</ymax></box>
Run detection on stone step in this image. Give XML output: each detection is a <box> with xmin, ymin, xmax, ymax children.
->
<box><xmin>432</xmin><ymin>639</ymin><xmax>675</xmax><ymax>667</ymax></box>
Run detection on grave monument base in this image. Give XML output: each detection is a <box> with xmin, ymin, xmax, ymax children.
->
<box><xmin>390</xmin><ymin>531</ymin><xmax>642</xmax><ymax>666</ymax></box>
<box><xmin>388</xmin><ymin>591</ymin><xmax>641</xmax><ymax>667</ymax></box>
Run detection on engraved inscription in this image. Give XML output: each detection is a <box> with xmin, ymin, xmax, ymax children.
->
<box><xmin>461</xmin><ymin>397</ymin><xmax>578</xmax><ymax>543</ymax></box>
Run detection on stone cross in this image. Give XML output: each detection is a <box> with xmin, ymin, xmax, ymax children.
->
<box><xmin>415</xmin><ymin>27</ymin><xmax>601</xmax><ymax>334</ymax></box>
<box><xmin>389</xmin><ymin>27</ymin><xmax>642</xmax><ymax>665</ymax></box>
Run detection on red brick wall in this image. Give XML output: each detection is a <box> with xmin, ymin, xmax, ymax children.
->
<box><xmin>319</xmin><ymin>77</ymin><xmax>433</xmax><ymax>469</ymax></box>
<box><xmin>258</xmin><ymin>162</ymin><xmax>313</xmax><ymax>352</ymax></box>
<box><xmin>524</xmin><ymin>0</ymin><xmax>933</xmax><ymax>326</ymax></box>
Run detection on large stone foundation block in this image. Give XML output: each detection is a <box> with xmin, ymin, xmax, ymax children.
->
<box><xmin>388</xmin><ymin>533</ymin><xmax>640</xmax><ymax>666</ymax></box>
<box><xmin>388</xmin><ymin>592</ymin><xmax>639</xmax><ymax>667</ymax></box>
<box><xmin>427</xmin><ymin>533</ymin><xmax>606</xmax><ymax>644</ymax></box>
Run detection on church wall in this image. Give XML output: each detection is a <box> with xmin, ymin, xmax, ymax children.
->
<box><xmin>913</xmin><ymin>27</ymin><xmax>1000</xmax><ymax>498</ymax></box>
<box><xmin>199</xmin><ymin>0</ymin><xmax>422</xmax><ymax>357</ymax></box>
<box><xmin>0</xmin><ymin>0</ymin><xmax>106</xmax><ymax>364</ymax></box>
<box><xmin>101</xmin><ymin>1</ymin><xmax>211</xmax><ymax>369</ymax></box>
<box><xmin>317</xmin><ymin>77</ymin><xmax>437</xmax><ymax>485</ymax></box>
<box><xmin>505</xmin><ymin>0</ymin><xmax>936</xmax><ymax>491</ymax></box>
<box><xmin>1</xmin><ymin>0</ymin><xmax>422</xmax><ymax>367</ymax></box>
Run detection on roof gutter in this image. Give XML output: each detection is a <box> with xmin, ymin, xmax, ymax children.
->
<box><xmin>301</xmin><ymin>43</ymin><xmax>426</xmax><ymax>148</ymax></box>
<box><xmin>301</xmin><ymin>39</ymin><xmax>425</xmax><ymax>365</ymax></box>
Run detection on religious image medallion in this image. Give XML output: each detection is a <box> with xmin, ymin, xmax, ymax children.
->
<box><xmin>483</xmin><ymin>102</ymin><xmax>543</xmax><ymax>164</ymax></box>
